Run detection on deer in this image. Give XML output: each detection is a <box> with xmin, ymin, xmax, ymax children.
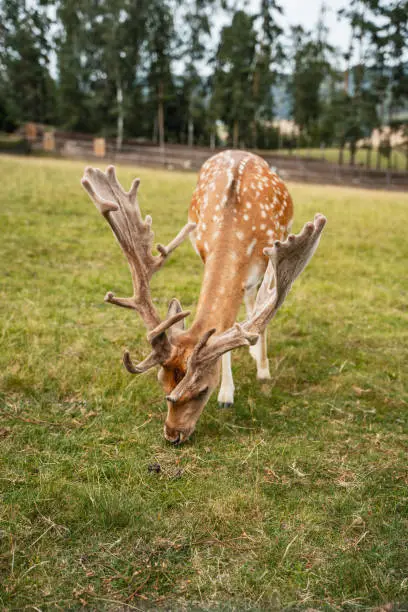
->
<box><xmin>81</xmin><ymin>150</ymin><xmax>326</xmax><ymax>445</ymax></box>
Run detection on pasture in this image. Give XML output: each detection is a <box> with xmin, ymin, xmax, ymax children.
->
<box><xmin>0</xmin><ymin>155</ymin><xmax>407</xmax><ymax>610</ymax></box>
<box><xmin>277</xmin><ymin>147</ymin><xmax>407</xmax><ymax>171</ymax></box>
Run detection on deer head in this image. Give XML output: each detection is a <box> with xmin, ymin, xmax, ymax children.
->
<box><xmin>82</xmin><ymin>165</ymin><xmax>326</xmax><ymax>444</ymax></box>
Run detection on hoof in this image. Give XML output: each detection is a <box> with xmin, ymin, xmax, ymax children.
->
<box><xmin>257</xmin><ymin>366</ymin><xmax>271</xmax><ymax>380</ymax></box>
<box><xmin>218</xmin><ymin>401</ymin><xmax>233</xmax><ymax>409</ymax></box>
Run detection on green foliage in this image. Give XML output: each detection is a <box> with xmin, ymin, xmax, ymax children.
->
<box><xmin>0</xmin><ymin>0</ymin><xmax>406</xmax><ymax>148</ymax></box>
<box><xmin>339</xmin><ymin>0</ymin><xmax>408</xmax><ymax>129</ymax></box>
<box><xmin>288</xmin><ymin>17</ymin><xmax>334</xmax><ymax>145</ymax></box>
<box><xmin>0</xmin><ymin>155</ymin><xmax>408</xmax><ymax>608</ymax></box>
<box><xmin>0</xmin><ymin>0</ymin><xmax>57</xmax><ymax>126</ymax></box>
<box><xmin>56</xmin><ymin>0</ymin><xmax>93</xmax><ymax>132</ymax></box>
<box><xmin>212</xmin><ymin>10</ymin><xmax>257</xmax><ymax>147</ymax></box>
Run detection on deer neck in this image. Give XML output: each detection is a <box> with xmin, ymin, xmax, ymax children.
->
<box><xmin>188</xmin><ymin>232</ymin><xmax>249</xmax><ymax>340</ymax></box>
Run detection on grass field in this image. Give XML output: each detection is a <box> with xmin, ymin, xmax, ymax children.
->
<box><xmin>276</xmin><ymin>147</ymin><xmax>408</xmax><ymax>171</ymax></box>
<box><xmin>1</xmin><ymin>155</ymin><xmax>407</xmax><ymax>610</ymax></box>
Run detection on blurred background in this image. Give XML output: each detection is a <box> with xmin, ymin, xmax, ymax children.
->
<box><xmin>0</xmin><ymin>0</ymin><xmax>407</xmax><ymax>180</ymax></box>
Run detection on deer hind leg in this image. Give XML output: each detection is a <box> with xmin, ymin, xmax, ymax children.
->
<box><xmin>217</xmin><ymin>352</ymin><xmax>235</xmax><ymax>408</ymax></box>
<box><xmin>245</xmin><ymin>286</ymin><xmax>271</xmax><ymax>380</ymax></box>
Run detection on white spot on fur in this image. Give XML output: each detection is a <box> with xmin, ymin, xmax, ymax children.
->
<box><xmin>236</xmin><ymin>231</ymin><xmax>244</xmax><ymax>240</ymax></box>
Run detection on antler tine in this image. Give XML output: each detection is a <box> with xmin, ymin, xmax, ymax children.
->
<box><xmin>123</xmin><ymin>350</ymin><xmax>159</xmax><ymax>374</ymax></box>
<box><xmin>156</xmin><ymin>222</ymin><xmax>197</xmax><ymax>261</ymax></box>
<box><xmin>127</xmin><ymin>178</ymin><xmax>141</xmax><ymax>204</ymax></box>
<box><xmin>147</xmin><ymin>310</ymin><xmax>191</xmax><ymax>344</ymax></box>
<box><xmin>189</xmin><ymin>328</ymin><xmax>216</xmax><ymax>365</ymax></box>
<box><xmin>196</xmin><ymin>324</ymin><xmax>258</xmax><ymax>365</ymax></box>
<box><xmin>81</xmin><ymin>173</ymin><xmax>119</xmax><ymax>215</ymax></box>
<box><xmin>82</xmin><ymin>165</ymin><xmax>196</xmax><ymax>374</ymax></box>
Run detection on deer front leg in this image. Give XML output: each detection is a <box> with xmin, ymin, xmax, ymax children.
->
<box><xmin>245</xmin><ymin>287</ymin><xmax>271</xmax><ymax>380</ymax></box>
<box><xmin>217</xmin><ymin>352</ymin><xmax>235</xmax><ymax>408</ymax></box>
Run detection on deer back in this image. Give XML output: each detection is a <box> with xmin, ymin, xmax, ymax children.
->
<box><xmin>187</xmin><ymin>150</ymin><xmax>294</xmax><ymax>333</ymax></box>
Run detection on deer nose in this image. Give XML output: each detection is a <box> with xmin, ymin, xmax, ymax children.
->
<box><xmin>164</xmin><ymin>423</ymin><xmax>182</xmax><ymax>445</ymax></box>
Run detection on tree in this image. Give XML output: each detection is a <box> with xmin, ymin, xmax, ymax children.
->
<box><xmin>145</xmin><ymin>1</ymin><xmax>179</xmax><ymax>148</ymax></box>
<box><xmin>86</xmin><ymin>0</ymin><xmax>149</xmax><ymax>147</ymax></box>
<box><xmin>251</xmin><ymin>0</ymin><xmax>284</xmax><ymax>147</ymax></box>
<box><xmin>366</xmin><ymin>0</ymin><xmax>408</xmax><ymax>127</ymax></box>
<box><xmin>288</xmin><ymin>14</ymin><xmax>333</xmax><ymax>145</ymax></box>
<box><xmin>212</xmin><ymin>10</ymin><xmax>257</xmax><ymax>148</ymax></box>
<box><xmin>0</xmin><ymin>0</ymin><xmax>56</xmax><ymax>127</ymax></box>
<box><xmin>338</xmin><ymin>0</ymin><xmax>408</xmax><ymax>155</ymax></box>
<box><xmin>56</xmin><ymin>0</ymin><xmax>93</xmax><ymax>132</ymax></box>
<box><xmin>179</xmin><ymin>0</ymin><xmax>215</xmax><ymax>146</ymax></box>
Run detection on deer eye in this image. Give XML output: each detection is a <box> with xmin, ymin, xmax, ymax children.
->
<box><xmin>174</xmin><ymin>368</ymin><xmax>185</xmax><ymax>384</ymax></box>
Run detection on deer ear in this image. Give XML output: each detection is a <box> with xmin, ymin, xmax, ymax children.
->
<box><xmin>167</xmin><ymin>298</ymin><xmax>186</xmax><ymax>332</ymax></box>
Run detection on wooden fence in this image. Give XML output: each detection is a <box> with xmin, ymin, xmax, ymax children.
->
<box><xmin>2</xmin><ymin>126</ymin><xmax>408</xmax><ymax>191</ymax></box>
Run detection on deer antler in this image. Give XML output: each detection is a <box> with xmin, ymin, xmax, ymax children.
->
<box><xmin>200</xmin><ymin>213</ymin><xmax>327</xmax><ymax>362</ymax></box>
<box><xmin>166</xmin><ymin>213</ymin><xmax>326</xmax><ymax>403</ymax></box>
<box><xmin>81</xmin><ymin>166</ymin><xmax>196</xmax><ymax>373</ymax></box>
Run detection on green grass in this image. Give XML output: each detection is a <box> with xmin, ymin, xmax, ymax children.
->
<box><xmin>1</xmin><ymin>154</ymin><xmax>407</xmax><ymax>610</ymax></box>
<box><xmin>276</xmin><ymin>147</ymin><xmax>408</xmax><ymax>171</ymax></box>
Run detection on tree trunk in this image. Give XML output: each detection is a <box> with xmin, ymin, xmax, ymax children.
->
<box><xmin>158</xmin><ymin>81</ymin><xmax>165</xmax><ymax>150</ymax></box>
<box><xmin>350</xmin><ymin>141</ymin><xmax>356</xmax><ymax>166</ymax></box>
<box><xmin>152</xmin><ymin>116</ymin><xmax>158</xmax><ymax>144</ymax></box>
<box><xmin>116</xmin><ymin>76</ymin><xmax>124</xmax><ymax>152</ymax></box>
<box><xmin>232</xmin><ymin>120</ymin><xmax>239</xmax><ymax>149</ymax></box>
<box><xmin>338</xmin><ymin>145</ymin><xmax>344</xmax><ymax>166</ymax></box>
<box><xmin>188</xmin><ymin>118</ymin><xmax>194</xmax><ymax>148</ymax></box>
<box><xmin>210</xmin><ymin>129</ymin><xmax>215</xmax><ymax>150</ymax></box>
<box><xmin>251</xmin><ymin>120</ymin><xmax>257</xmax><ymax>150</ymax></box>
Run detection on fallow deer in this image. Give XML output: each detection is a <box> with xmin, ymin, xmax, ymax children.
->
<box><xmin>81</xmin><ymin>150</ymin><xmax>326</xmax><ymax>444</ymax></box>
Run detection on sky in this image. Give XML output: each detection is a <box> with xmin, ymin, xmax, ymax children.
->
<box><xmin>208</xmin><ymin>0</ymin><xmax>352</xmax><ymax>70</ymax></box>
<box><xmin>276</xmin><ymin>0</ymin><xmax>351</xmax><ymax>53</ymax></box>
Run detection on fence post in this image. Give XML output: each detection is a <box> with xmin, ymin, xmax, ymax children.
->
<box><xmin>25</xmin><ymin>122</ymin><xmax>37</xmax><ymax>142</ymax></box>
<box><xmin>43</xmin><ymin>131</ymin><xmax>55</xmax><ymax>152</ymax></box>
<box><xmin>93</xmin><ymin>138</ymin><xmax>106</xmax><ymax>158</ymax></box>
